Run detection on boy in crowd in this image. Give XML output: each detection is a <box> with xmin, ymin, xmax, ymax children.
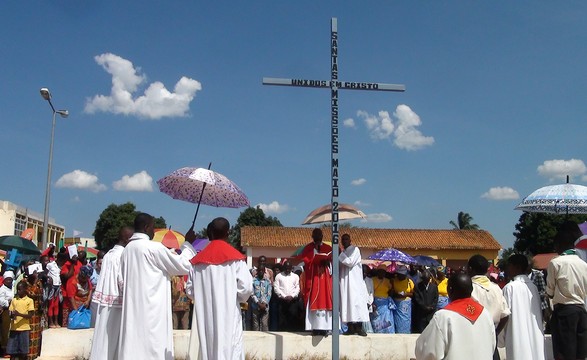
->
<box><xmin>7</xmin><ymin>282</ymin><xmax>34</xmax><ymax>360</ymax></box>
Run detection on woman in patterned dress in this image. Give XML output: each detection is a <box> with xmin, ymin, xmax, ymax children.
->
<box><xmin>25</xmin><ymin>268</ymin><xmax>44</xmax><ymax>360</ymax></box>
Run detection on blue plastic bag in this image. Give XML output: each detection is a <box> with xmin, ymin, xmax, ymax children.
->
<box><xmin>68</xmin><ymin>305</ymin><xmax>91</xmax><ymax>329</ymax></box>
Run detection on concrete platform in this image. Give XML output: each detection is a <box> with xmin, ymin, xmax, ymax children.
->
<box><xmin>38</xmin><ymin>328</ymin><xmax>553</xmax><ymax>360</ymax></box>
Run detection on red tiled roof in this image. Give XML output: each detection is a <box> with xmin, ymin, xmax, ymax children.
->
<box><xmin>532</xmin><ymin>253</ymin><xmax>558</xmax><ymax>270</ymax></box>
<box><xmin>241</xmin><ymin>226</ymin><xmax>502</xmax><ymax>251</ymax></box>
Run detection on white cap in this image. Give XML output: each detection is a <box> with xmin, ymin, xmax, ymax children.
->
<box><xmin>3</xmin><ymin>271</ymin><xmax>14</xmax><ymax>279</ymax></box>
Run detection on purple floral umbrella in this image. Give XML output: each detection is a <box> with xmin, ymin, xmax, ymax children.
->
<box><xmin>368</xmin><ymin>248</ymin><xmax>417</xmax><ymax>264</ymax></box>
<box><xmin>157</xmin><ymin>164</ymin><xmax>250</xmax><ymax>227</ymax></box>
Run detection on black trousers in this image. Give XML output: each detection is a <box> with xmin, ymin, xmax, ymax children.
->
<box><xmin>551</xmin><ymin>304</ymin><xmax>587</xmax><ymax>360</ymax></box>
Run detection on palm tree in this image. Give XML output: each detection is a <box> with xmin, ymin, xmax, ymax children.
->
<box><xmin>450</xmin><ymin>211</ymin><xmax>480</xmax><ymax>230</ymax></box>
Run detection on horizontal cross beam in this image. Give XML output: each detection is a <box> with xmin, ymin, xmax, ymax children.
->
<box><xmin>263</xmin><ymin>77</ymin><xmax>405</xmax><ymax>92</ymax></box>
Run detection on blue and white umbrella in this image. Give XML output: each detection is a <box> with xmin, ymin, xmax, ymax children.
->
<box><xmin>367</xmin><ymin>248</ymin><xmax>417</xmax><ymax>264</ymax></box>
<box><xmin>515</xmin><ymin>181</ymin><xmax>587</xmax><ymax>215</ymax></box>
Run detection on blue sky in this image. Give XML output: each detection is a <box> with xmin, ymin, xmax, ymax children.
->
<box><xmin>2</xmin><ymin>2</ymin><xmax>586</xmax><ymax>249</ymax></box>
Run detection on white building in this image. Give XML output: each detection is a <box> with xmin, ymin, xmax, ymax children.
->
<box><xmin>0</xmin><ymin>200</ymin><xmax>65</xmax><ymax>247</ymax></box>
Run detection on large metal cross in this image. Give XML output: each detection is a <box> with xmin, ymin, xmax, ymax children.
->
<box><xmin>263</xmin><ymin>18</ymin><xmax>405</xmax><ymax>359</ymax></box>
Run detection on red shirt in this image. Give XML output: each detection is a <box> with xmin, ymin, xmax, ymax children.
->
<box><xmin>60</xmin><ymin>261</ymin><xmax>82</xmax><ymax>297</ymax></box>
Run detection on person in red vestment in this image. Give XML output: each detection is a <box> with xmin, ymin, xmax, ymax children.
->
<box><xmin>297</xmin><ymin>228</ymin><xmax>333</xmax><ymax>336</ymax></box>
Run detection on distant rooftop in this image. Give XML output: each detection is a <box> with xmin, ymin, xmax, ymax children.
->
<box><xmin>241</xmin><ymin>226</ymin><xmax>502</xmax><ymax>251</ymax></box>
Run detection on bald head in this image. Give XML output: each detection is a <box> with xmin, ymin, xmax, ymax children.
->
<box><xmin>448</xmin><ymin>273</ymin><xmax>473</xmax><ymax>301</ymax></box>
<box><xmin>555</xmin><ymin>220</ymin><xmax>582</xmax><ymax>252</ymax></box>
<box><xmin>118</xmin><ymin>226</ymin><xmax>134</xmax><ymax>247</ymax></box>
<box><xmin>134</xmin><ymin>212</ymin><xmax>155</xmax><ymax>239</ymax></box>
<box><xmin>312</xmin><ymin>228</ymin><xmax>323</xmax><ymax>243</ymax></box>
<box><xmin>210</xmin><ymin>217</ymin><xmax>230</xmax><ymax>240</ymax></box>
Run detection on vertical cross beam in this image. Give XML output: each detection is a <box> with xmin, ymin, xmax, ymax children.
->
<box><xmin>329</xmin><ymin>18</ymin><xmax>341</xmax><ymax>360</ymax></box>
<box><xmin>263</xmin><ymin>18</ymin><xmax>405</xmax><ymax>359</ymax></box>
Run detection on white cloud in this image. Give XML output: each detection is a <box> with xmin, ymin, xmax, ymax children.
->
<box><xmin>537</xmin><ymin>159</ymin><xmax>587</xmax><ymax>181</ymax></box>
<box><xmin>257</xmin><ymin>201</ymin><xmax>290</xmax><ymax>215</ymax></box>
<box><xmin>481</xmin><ymin>187</ymin><xmax>520</xmax><ymax>200</ymax></box>
<box><xmin>353</xmin><ymin>200</ymin><xmax>370</xmax><ymax>207</ymax></box>
<box><xmin>361</xmin><ymin>213</ymin><xmax>393</xmax><ymax>223</ymax></box>
<box><xmin>357</xmin><ymin>105</ymin><xmax>434</xmax><ymax>151</ymax></box>
<box><xmin>113</xmin><ymin>171</ymin><xmax>154</xmax><ymax>192</ymax></box>
<box><xmin>343</xmin><ymin>118</ymin><xmax>356</xmax><ymax>128</ymax></box>
<box><xmin>84</xmin><ymin>53</ymin><xmax>202</xmax><ymax>119</ymax></box>
<box><xmin>359</xmin><ymin>110</ymin><xmax>395</xmax><ymax>140</ymax></box>
<box><xmin>55</xmin><ymin>170</ymin><xmax>107</xmax><ymax>192</ymax></box>
<box><xmin>351</xmin><ymin>178</ymin><xmax>366</xmax><ymax>186</ymax></box>
<box><xmin>71</xmin><ymin>196</ymin><xmax>81</xmax><ymax>203</ymax></box>
<box><xmin>393</xmin><ymin>105</ymin><xmax>435</xmax><ymax>150</ymax></box>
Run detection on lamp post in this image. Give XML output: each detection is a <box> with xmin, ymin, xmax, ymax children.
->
<box><xmin>40</xmin><ymin>88</ymin><xmax>68</xmax><ymax>250</ymax></box>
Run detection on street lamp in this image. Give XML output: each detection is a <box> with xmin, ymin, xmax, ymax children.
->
<box><xmin>40</xmin><ymin>87</ymin><xmax>68</xmax><ymax>250</ymax></box>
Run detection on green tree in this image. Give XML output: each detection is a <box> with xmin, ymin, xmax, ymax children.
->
<box><xmin>229</xmin><ymin>206</ymin><xmax>283</xmax><ymax>251</ymax></box>
<box><xmin>513</xmin><ymin>212</ymin><xmax>587</xmax><ymax>255</ymax></box>
<box><xmin>449</xmin><ymin>211</ymin><xmax>480</xmax><ymax>230</ymax></box>
<box><xmin>195</xmin><ymin>227</ymin><xmax>208</xmax><ymax>239</ymax></box>
<box><xmin>93</xmin><ymin>202</ymin><xmax>166</xmax><ymax>251</ymax></box>
<box><xmin>153</xmin><ymin>216</ymin><xmax>167</xmax><ymax>229</ymax></box>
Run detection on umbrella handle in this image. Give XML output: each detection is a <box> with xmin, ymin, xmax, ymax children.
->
<box><xmin>191</xmin><ymin>162</ymin><xmax>212</xmax><ymax>228</ymax></box>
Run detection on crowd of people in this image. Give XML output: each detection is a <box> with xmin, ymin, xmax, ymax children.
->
<box><xmin>0</xmin><ymin>216</ymin><xmax>585</xmax><ymax>359</ymax></box>
<box><xmin>0</xmin><ymin>239</ymin><xmax>106</xmax><ymax>359</ymax></box>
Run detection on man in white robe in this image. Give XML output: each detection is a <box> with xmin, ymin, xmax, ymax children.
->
<box><xmin>89</xmin><ymin>226</ymin><xmax>132</xmax><ymax>360</ymax></box>
<box><xmin>416</xmin><ymin>273</ymin><xmax>496</xmax><ymax>360</ymax></box>
<box><xmin>468</xmin><ymin>254</ymin><xmax>510</xmax><ymax>360</ymax></box>
<box><xmin>339</xmin><ymin>233</ymin><xmax>369</xmax><ymax>336</ymax></box>
<box><xmin>502</xmin><ymin>254</ymin><xmax>545</xmax><ymax>360</ymax></box>
<box><xmin>188</xmin><ymin>217</ymin><xmax>253</xmax><ymax>360</ymax></box>
<box><xmin>118</xmin><ymin>213</ymin><xmax>193</xmax><ymax>360</ymax></box>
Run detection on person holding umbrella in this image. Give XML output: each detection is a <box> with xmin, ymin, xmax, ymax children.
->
<box><xmin>118</xmin><ymin>213</ymin><xmax>193</xmax><ymax>360</ymax></box>
<box><xmin>546</xmin><ymin>221</ymin><xmax>587</xmax><ymax>360</ymax></box>
<box><xmin>338</xmin><ymin>233</ymin><xmax>369</xmax><ymax>336</ymax></box>
<box><xmin>391</xmin><ymin>265</ymin><xmax>415</xmax><ymax>334</ymax></box>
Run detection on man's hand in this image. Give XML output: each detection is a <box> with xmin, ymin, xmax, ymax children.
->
<box><xmin>259</xmin><ymin>302</ymin><xmax>267</xmax><ymax>312</ymax></box>
<box><xmin>185</xmin><ymin>227</ymin><xmax>197</xmax><ymax>243</ymax></box>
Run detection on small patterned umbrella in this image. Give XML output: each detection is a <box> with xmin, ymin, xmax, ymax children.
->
<box><xmin>157</xmin><ymin>165</ymin><xmax>250</xmax><ymax>227</ymax></box>
<box><xmin>515</xmin><ymin>179</ymin><xmax>587</xmax><ymax>215</ymax></box>
<box><xmin>367</xmin><ymin>248</ymin><xmax>417</xmax><ymax>264</ymax></box>
<box><xmin>152</xmin><ymin>229</ymin><xmax>185</xmax><ymax>249</ymax></box>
